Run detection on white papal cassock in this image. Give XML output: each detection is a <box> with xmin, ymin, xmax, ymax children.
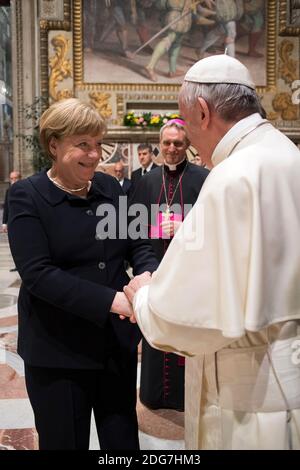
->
<box><xmin>133</xmin><ymin>113</ymin><xmax>300</xmax><ymax>449</ymax></box>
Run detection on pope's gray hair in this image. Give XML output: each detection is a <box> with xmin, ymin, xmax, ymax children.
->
<box><xmin>179</xmin><ymin>82</ymin><xmax>263</xmax><ymax>122</ymax></box>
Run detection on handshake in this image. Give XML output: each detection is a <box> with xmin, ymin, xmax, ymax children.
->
<box><xmin>110</xmin><ymin>271</ymin><xmax>152</xmax><ymax>324</ymax></box>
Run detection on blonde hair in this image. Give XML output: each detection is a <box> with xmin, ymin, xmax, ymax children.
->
<box><xmin>39</xmin><ymin>98</ymin><xmax>107</xmax><ymax>160</ymax></box>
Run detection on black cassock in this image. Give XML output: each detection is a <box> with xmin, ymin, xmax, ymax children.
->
<box><xmin>131</xmin><ymin>160</ymin><xmax>209</xmax><ymax>410</ymax></box>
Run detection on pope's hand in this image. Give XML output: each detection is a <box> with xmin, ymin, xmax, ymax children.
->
<box><xmin>123</xmin><ymin>271</ymin><xmax>152</xmax><ymax>305</ymax></box>
<box><xmin>110</xmin><ymin>292</ymin><xmax>134</xmax><ymax>320</ymax></box>
<box><xmin>160</xmin><ymin>219</ymin><xmax>182</xmax><ymax>238</ymax></box>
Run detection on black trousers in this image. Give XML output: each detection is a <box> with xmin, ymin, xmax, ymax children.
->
<box><xmin>25</xmin><ymin>360</ymin><xmax>139</xmax><ymax>450</ymax></box>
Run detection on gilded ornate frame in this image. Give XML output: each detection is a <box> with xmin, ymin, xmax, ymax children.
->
<box><xmin>279</xmin><ymin>0</ymin><xmax>300</xmax><ymax>36</ymax></box>
<box><xmin>73</xmin><ymin>0</ymin><xmax>277</xmax><ymax>96</ymax></box>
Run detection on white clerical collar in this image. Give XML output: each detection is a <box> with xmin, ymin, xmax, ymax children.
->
<box><xmin>163</xmin><ymin>156</ymin><xmax>186</xmax><ymax>171</ymax></box>
<box><xmin>211</xmin><ymin>113</ymin><xmax>267</xmax><ymax>167</ymax></box>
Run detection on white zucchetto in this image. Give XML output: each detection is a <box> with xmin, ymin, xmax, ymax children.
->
<box><xmin>184</xmin><ymin>54</ymin><xmax>255</xmax><ymax>90</ymax></box>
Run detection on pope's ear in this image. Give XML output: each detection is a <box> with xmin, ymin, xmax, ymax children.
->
<box><xmin>197</xmin><ymin>97</ymin><xmax>210</xmax><ymax>130</ymax></box>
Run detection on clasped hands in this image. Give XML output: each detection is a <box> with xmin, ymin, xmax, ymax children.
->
<box><xmin>110</xmin><ymin>219</ymin><xmax>182</xmax><ymax>322</ymax></box>
<box><xmin>110</xmin><ymin>272</ymin><xmax>152</xmax><ymax>323</ymax></box>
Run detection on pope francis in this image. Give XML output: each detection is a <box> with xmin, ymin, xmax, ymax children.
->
<box><xmin>124</xmin><ymin>54</ymin><xmax>300</xmax><ymax>450</ymax></box>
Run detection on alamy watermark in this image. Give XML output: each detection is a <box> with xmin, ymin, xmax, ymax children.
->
<box><xmin>95</xmin><ymin>196</ymin><xmax>205</xmax><ymax>251</ymax></box>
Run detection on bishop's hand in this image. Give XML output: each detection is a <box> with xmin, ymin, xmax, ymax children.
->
<box><xmin>160</xmin><ymin>219</ymin><xmax>182</xmax><ymax>238</ymax></box>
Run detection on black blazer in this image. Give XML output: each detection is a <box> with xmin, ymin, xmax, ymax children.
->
<box><xmin>120</xmin><ymin>177</ymin><xmax>132</xmax><ymax>195</ymax></box>
<box><xmin>8</xmin><ymin>171</ymin><xmax>158</xmax><ymax>369</ymax></box>
<box><xmin>130</xmin><ymin>163</ymin><xmax>158</xmax><ymax>195</ymax></box>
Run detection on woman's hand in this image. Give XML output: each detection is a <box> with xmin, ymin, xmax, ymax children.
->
<box><xmin>110</xmin><ymin>292</ymin><xmax>134</xmax><ymax>321</ymax></box>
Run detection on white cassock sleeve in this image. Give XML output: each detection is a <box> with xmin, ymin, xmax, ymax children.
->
<box><xmin>133</xmin><ymin>170</ymin><xmax>253</xmax><ymax>356</ymax></box>
<box><xmin>134</xmin><ymin>285</ymin><xmax>234</xmax><ymax>356</ymax></box>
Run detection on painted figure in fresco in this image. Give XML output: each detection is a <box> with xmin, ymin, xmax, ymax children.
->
<box><xmin>143</xmin><ymin>0</ymin><xmax>194</xmax><ymax>81</ymax></box>
<box><xmin>238</xmin><ymin>0</ymin><xmax>265</xmax><ymax>58</ymax></box>
<box><xmin>84</xmin><ymin>0</ymin><xmax>102</xmax><ymax>52</ymax></box>
<box><xmin>131</xmin><ymin>0</ymin><xmax>156</xmax><ymax>53</ymax></box>
<box><xmin>197</xmin><ymin>0</ymin><xmax>244</xmax><ymax>58</ymax></box>
<box><xmin>97</xmin><ymin>0</ymin><xmax>156</xmax><ymax>58</ymax></box>
<box><xmin>98</xmin><ymin>0</ymin><xmax>133</xmax><ymax>58</ymax></box>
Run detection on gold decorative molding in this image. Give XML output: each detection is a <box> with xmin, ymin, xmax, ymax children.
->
<box><xmin>267</xmin><ymin>111</ymin><xmax>280</xmax><ymax>121</ymax></box>
<box><xmin>279</xmin><ymin>0</ymin><xmax>300</xmax><ymax>36</ymax></box>
<box><xmin>75</xmin><ymin>83</ymin><xmax>181</xmax><ymax>93</ymax></box>
<box><xmin>278</xmin><ymin>39</ymin><xmax>298</xmax><ymax>84</ymax></box>
<box><xmin>39</xmin><ymin>0</ymin><xmax>71</xmax><ymax>105</ymax></box>
<box><xmin>262</xmin><ymin>0</ymin><xmax>277</xmax><ymax>93</ymax></box>
<box><xmin>272</xmin><ymin>39</ymin><xmax>300</xmax><ymax>121</ymax></box>
<box><xmin>73</xmin><ymin>0</ymin><xmax>83</xmax><ymax>89</ymax></box>
<box><xmin>89</xmin><ymin>92</ymin><xmax>112</xmax><ymax>119</ymax></box>
<box><xmin>272</xmin><ymin>92</ymin><xmax>299</xmax><ymax>120</ymax></box>
<box><xmin>116</xmin><ymin>94</ymin><xmax>125</xmax><ymax>126</ymax></box>
<box><xmin>49</xmin><ymin>34</ymin><xmax>73</xmax><ymax>101</ymax></box>
<box><xmin>40</xmin><ymin>19</ymin><xmax>49</xmax><ymax>30</ymax></box>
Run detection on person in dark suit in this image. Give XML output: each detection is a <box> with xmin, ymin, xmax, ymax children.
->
<box><xmin>130</xmin><ymin>143</ymin><xmax>158</xmax><ymax>195</ymax></box>
<box><xmin>8</xmin><ymin>98</ymin><xmax>158</xmax><ymax>450</ymax></box>
<box><xmin>2</xmin><ymin>170</ymin><xmax>21</xmax><ymax>272</ymax></box>
<box><xmin>2</xmin><ymin>170</ymin><xmax>21</xmax><ymax>233</ymax></box>
<box><xmin>114</xmin><ymin>161</ymin><xmax>131</xmax><ymax>195</ymax></box>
